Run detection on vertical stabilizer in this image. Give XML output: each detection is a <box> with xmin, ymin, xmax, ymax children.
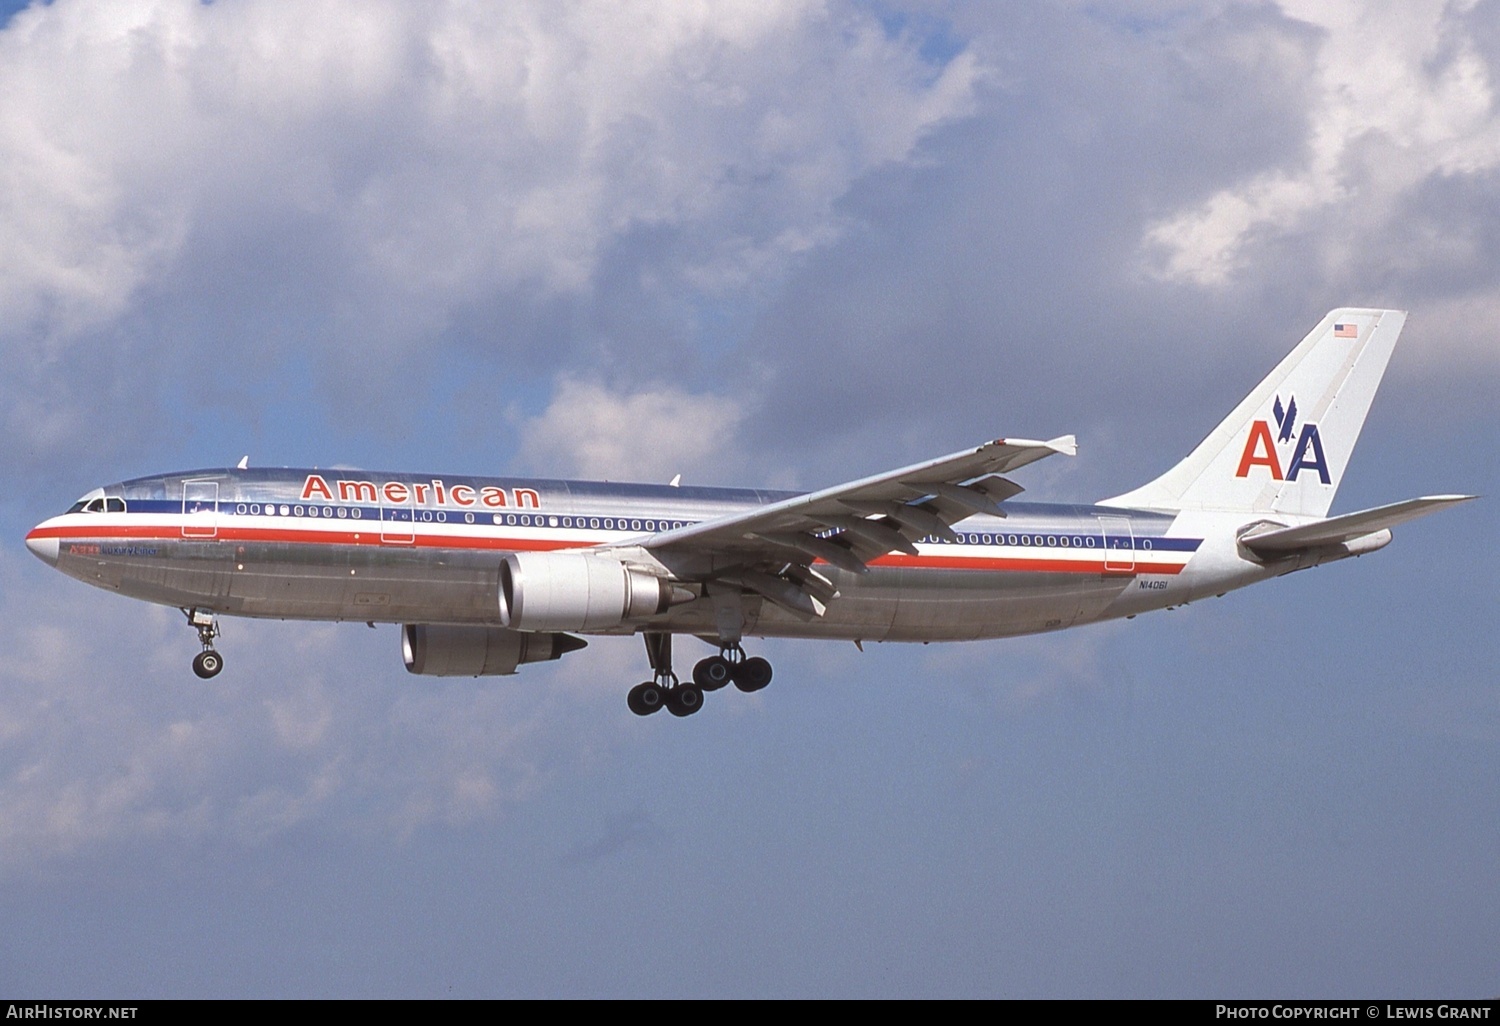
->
<box><xmin>1101</xmin><ymin>309</ymin><xmax>1406</xmax><ymax>517</ymax></box>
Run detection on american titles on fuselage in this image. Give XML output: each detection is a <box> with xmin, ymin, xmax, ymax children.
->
<box><xmin>300</xmin><ymin>474</ymin><xmax>541</xmax><ymax>510</ymax></box>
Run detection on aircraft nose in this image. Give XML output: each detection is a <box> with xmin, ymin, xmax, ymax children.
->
<box><xmin>25</xmin><ymin>528</ymin><xmax>59</xmax><ymax>566</ymax></box>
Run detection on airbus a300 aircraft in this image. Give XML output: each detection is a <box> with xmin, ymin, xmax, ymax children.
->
<box><xmin>25</xmin><ymin>309</ymin><xmax>1472</xmax><ymax>717</ymax></box>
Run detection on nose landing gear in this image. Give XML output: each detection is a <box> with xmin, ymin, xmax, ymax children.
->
<box><xmin>192</xmin><ymin>649</ymin><xmax>223</xmax><ymax>679</ymax></box>
<box><xmin>184</xmin><ymin>608</ymin><xmax>224</xmax><ymax>679</ymax></box>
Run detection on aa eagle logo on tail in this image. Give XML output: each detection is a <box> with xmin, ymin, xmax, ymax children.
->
<box><xmin>1235</xmin><ymin>394</ymin><xmax>1330</xmax><ymax>484</ymax></box>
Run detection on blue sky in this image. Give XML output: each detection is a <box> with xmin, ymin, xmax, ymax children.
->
<box><xmin>0</xmin><ymin>0</ymin><xmax>1495</xmax><ymax>998</ymax></box>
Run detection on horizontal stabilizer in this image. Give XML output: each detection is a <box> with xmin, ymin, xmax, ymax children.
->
<box><xmin>1239</xmin><ymin>495</ymin><xmax>1475</xmax><ymax>555</ymax></box>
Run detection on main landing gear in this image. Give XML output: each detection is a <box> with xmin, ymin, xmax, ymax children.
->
<box><xmin>691</xmin><ymin>647</ymin><xmax>772</xmax><ymax>693</ymax></box>
<box><xmin>627</xmin><ymin>633</ymin><xmax>773</xmax><ymax>718</ymax></box>
<box><xmin>184</xmin><ymin>608</ymin><xmax>224</xmax><ymax>679</ymax></box>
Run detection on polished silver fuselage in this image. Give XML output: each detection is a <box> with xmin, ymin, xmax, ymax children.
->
<box><xmin>27</xmin><ymin>467</ymin><xmax>1305</xmax><ymax>644</ymax></box>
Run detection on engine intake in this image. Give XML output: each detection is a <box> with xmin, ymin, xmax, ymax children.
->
<box><xmin>402</xmin><ymin>624</ymin><xmax>586</xmax><ymax>676</ymax></box>
<box><xmin>499</xmin><ymin>551</ymin><xmax>681</xmax><ymax>631</ymax></box>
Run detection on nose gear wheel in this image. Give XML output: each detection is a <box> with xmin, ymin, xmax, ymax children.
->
<box><xmin>183</xmin><ymin>608</ymin><xmax>224</xmax><ymax>679</ymax></box>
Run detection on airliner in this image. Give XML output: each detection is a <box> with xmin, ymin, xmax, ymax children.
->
<box><xmin>24</xmin><ymin>309</ymin><xmax>1472</xmax><ymax>717</ymax></box>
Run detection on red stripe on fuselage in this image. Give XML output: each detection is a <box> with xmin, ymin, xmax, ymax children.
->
<box><xmin>30</xmin><ymin>522</ymin><xmax>1191</xmax><ymax>576</ymax></box>
<box><xmin>31</xmin><ymin>522</ymin><xmax>580</xmax><ymax>552</ymax></box>
<box><xmin>867</xmin><ymin>552</ymin><xmax>1185</xmax><ymax>575</ymax></box>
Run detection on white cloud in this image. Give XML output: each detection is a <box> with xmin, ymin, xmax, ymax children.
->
<box><xmin>0</xmin><ymin>0</ymin><xmax>986</xmax><ymax>875</ymax></box>
<box><xmin>0</xmin><ymin>547</ymin><xmax>632</xmax><ymax>873</ymax></box>
<box><xmin>0</xmin><ymin>0</ymin><xmax>978</xmax><ymax>342</ymax></box>
<box><xmin>1144</xmin><ymin>0</ymin><xmax>1500</xmax><ymax>286</ymax></box>
<box><xmin>515</xmin><ymin>376</ymin><xmax>744</xmax><ymax>482</ymax></box>
<box><xmin>0</xmin><ymin>0</ymin><xmax>981</xmax><ymax>477</ymax></box>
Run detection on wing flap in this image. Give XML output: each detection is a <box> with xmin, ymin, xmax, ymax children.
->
<box><xmin>1239</xmin><ymin>495</ymin><xmax>1475</xmax><ymax>555</ymax></box>
<box><xmin>644</xmin><ymin>435</ymin><xmax>1076</xmax><ymax>557</ymax></box>
<box><xmin>922</xmin><ymin>476</ymin><xmax>1024</xmax><ymax>518</ymax></box>
<box><xmin>612</xmin><ymin>435</ymin><xmax>1076</xmax><ymax>616</ymax></box>
<box><xmin>837</xmin><ymin>500</ymin><xmax>955</xmax><ymax>541</ymax></box>
<box><xmin>754</xmin><ymin>530</ymin><xmax>869</xmax><ymax>574</ymax></box>
<box><xmin>720</xmin><ymin>569</ymin><xmax>828</xmax><ymax>619</ymax></box>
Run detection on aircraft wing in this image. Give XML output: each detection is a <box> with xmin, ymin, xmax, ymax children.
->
<box><xmin>630</xmin><ymin>436</ymin><xmax>1076</xmax><ymax>616</ymax></box>
<box><xmin>1239</xmin><ymin>495</ymin><xmax>1476</xmax><ymax>555</ymax></box>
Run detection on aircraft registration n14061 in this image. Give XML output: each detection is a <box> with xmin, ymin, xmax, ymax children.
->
<box><xmin>25</xmin><ymin>309</ymin><xmax>1474</xmax><ymax>718</ymax></box>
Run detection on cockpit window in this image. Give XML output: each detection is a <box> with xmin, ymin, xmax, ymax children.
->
<box><xmin>67</xmin><ymin>496</ymin><xmax>125</xmax><ymax>514</ymax></box>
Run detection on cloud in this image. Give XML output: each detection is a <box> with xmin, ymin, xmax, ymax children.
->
<box><xmin>726</xmin><ymin>0</ymin><xmax>1500</xmax><ymax>498</ymax></box>
<box><xmin>0</xmin><ymin>545</ymin><xmax>636</xmax><ymax>872</ymax></box>
<box><xmin>0</xmin><ymin>0</ymin><xmax>986</xmax><ymax>874</ymax></box>
<box><xmin>514</xmin><ymin>376</ymin><xmax>745</xmax><ymax>482</ymax></box>
<box><xmin>1144</xmin><ymin>0</ymin><xmax>1500</xmax><ymax>287</ymax></box>
<box><xmin>0</xmin><ymin>0</ymin><xmax>980</xmax><ymax>473</ymax></box>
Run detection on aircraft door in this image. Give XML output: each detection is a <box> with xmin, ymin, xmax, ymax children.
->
<box><xmin>381</xmin><ymin>482</ymin><xmax>416</xmax><ymax>544</ymax></box>
<box><xmin>1097</xmin><ymin>515</ymin><xmax>1134</xmax><ymax>572</ymax></box>
<box><xmin>182</xmin><ymin>480</ymin><xmax>219</xmax><ymax>539</ymax></box>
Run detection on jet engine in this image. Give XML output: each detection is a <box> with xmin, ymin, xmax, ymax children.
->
<box><xmin>402</xmin><ymin>623</ymin><xmax>586</xmax><ymax>676</ymax></box>
<box><xmin>499</xmin><ymin>551</ymin><xmax>688</xmax><ymax>632</ymax></box>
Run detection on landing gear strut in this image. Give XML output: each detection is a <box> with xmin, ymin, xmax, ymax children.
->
<box><xmin>628</xmin><ymin>632</ymin><xmax>702</xmax><ymax>717</ymax></box>
<box><xmin>184</xmin><ymin>608</ymin><xmax>223</xmax><ymax>679</ymax></box>
<box><xmin>626</xmin><ymin>634</ymin><xmax>773</xmax><ymax>717</ymax></box>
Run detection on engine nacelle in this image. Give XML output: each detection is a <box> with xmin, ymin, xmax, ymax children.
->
<box><xmin>402</xmin><ymin>624</ymin><xmax>586</xmax><ymax>677</ymax></box>
<box><xmin>499</xmin><ymin>551</ymin><xmax>679</xmax><ymax>631</ymax></box>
